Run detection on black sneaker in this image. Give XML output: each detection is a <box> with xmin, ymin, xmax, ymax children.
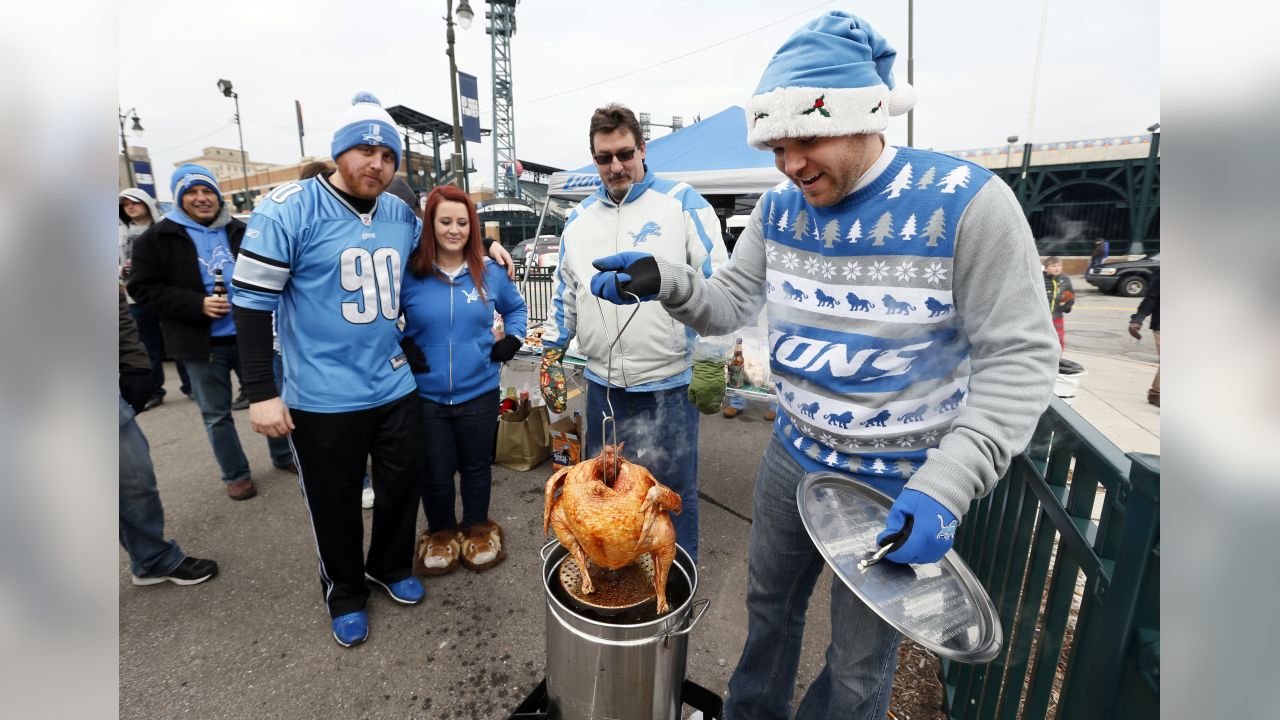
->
<box><xmin>231</xmin><ymin>391</ymin><xmax>250</xmax><ymax>411</ymax></box>
<box><xmin>132</xmin><ymin>556</ymin><xmax>220</xmax><ymax>586</ymax></box>
<box><xmin>141</xmin><ymin>394</ymin><xmax>164</xmax><ymax>412</ymax></box>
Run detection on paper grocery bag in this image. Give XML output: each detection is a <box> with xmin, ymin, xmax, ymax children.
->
<box><xmin>494</xmin><ymin>403</ymin><xmax>551</xmax><ymax>471</ymax></box>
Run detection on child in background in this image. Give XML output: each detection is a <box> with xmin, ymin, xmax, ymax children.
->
<box><xmin>1043</xmin><ymin>257</ymin><xmax>1074</xmax><ymax>350</ymax></box>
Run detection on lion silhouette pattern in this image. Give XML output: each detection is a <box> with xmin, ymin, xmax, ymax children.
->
<box><xmin>937</xmin><ymin>389</ymin><xmax>966</xmax><ymax>412</ymax></box>
<box><xmin>764</xmin><ymin>280</ymin><xmax>775</xmax><ymax>295</ymax></box>
<box><xmin>783</xmin><ymin>391</ymin><xmax>796</xmax><ymax>405</ymax></box>
<box><xmin>628</xmin><ymin>221</ymin><xmax>662</xmax><ymax>246</ymax></box>
<box><xmin>813</xmin><ymin>288</ymin><xmax>840</xmax><ymax>308</ymax></box>
<box><xmin>798</xmin><ymin>400</ymin><xmax>820</xmax><ymax>419</ymax></box>
<box><xmin>897</xmin><ymin>404</ymin><xmax>928</xmax><ymax>423</ymax></box>
<box><xmin>860</xmin><ymin>409</ymin><xmax>891</xmax><ymax>427</ymax></box>
<box><xmin>823</xmin><ymin>410</ymin><xmax>855</xmax><ymax>428</ymax></box>
<box><xmin>882</xmin><ymin>295</ymin><xmax>916</xmax><ymax>315</ymax></box>
<box><xmin>782</xmin><ymin>281</ymin><xmax>808</xmax><ymax>302</ymax></box>
<box><xmin>924</xmin><ymin>297</ymin><xmax>953</xmax><ymax>317</ymax></box>
<box><xmin>846</xmin><ymin>292</ymin><xmax>875</xmax><ymax>312</ymax></box>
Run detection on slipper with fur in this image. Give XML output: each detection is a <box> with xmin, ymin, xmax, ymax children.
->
<box><xmin>459</xmin><ymin>520</ymin><xmax>506</xmax><ymax>572</ymax></box>
<box><xmin>415</xmin><ymin>529</ymin><xmax>461</xmax><ymax>576</ymax></box>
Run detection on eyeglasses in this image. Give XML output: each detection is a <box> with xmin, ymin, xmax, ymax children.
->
<box><xmin>592</xmin><ymin>146</ymin><xmax>638</xmax><ymax>166</ymax></box>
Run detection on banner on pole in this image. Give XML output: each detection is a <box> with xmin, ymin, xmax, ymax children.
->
<box><xmin>458</xmin><ymin>71</ymin><xmax>481</xmax><ymax>144</ymax></box>
<box><xmin>133</xmin><ymin>160</ymin><xmax>155</xmax><ymax>199</ymax></box>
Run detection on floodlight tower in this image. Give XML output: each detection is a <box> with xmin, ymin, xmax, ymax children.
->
<box><xmin>486</xmin><ymin>0</ymin><xmax>519</xmax><ymax>198</ymax></box>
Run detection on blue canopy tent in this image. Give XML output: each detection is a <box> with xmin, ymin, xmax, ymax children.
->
<box><xmin>547</xmin><ymin>106</ymin><xmax>782</xmax><ymax>199</ymax></box>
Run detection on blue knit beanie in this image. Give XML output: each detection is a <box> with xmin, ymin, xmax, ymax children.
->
<box><xmin>331</xmin><ymin>92</ymin><xmax>402</xmax><ymax>170</ymax></box>
<box><xmin>171</xmin><ymin>164</ymin><xmax>223</xmax><ymax>207</ymax></box>
<box><xmin>746</xmin><ymin>11</ymin><xmax>916</xmax><ymax>148</ymax></box>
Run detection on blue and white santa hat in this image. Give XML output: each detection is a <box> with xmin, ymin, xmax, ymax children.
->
<box><xmin>171</xmin><ymin>163</ymin><xmax>223</xmax><ymax>207</ymax></box>
<box><xmin>746</xmin><ymin>11</ymin><xmax>916</xmax><ymax>149</ymax></box>
<box><xmin>331</xmin><ymin>91</ymin><xmax>402</xmax><ymax>169</ymax></box>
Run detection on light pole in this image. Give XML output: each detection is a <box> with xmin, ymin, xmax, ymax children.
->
<box><xmin>118</xmin><ymin>107</ymin><xmax>144</xmax><ymax>187</ymax></box>
<box><xmin>906</xmin><ymin>0</ymin><xmax>914</xmax><ymax>147</ymax></box>
<box><xmin>1132</xmin><ymin>122</ymin><xmax>1160</xmax><ymax>254</ymax></box>
<box><xmin>445</xmin><ymin>0</ymin><xmax>474</xmax><ymax>192</ymax></box>
<box><xmin>1004</xmin><ymin>134</ymin><xmax>1019</xmax><ymax>181</ymax></box>
<box><xmin>216</xmin><ymin>79</ymin><xmax>252</xmax><ymax>209</ymax></box>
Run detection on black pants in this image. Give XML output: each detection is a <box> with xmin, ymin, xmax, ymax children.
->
<box><xmin>289</xmin><ymin>392</ymin><xmax>423</xmax><ymax>618</ymax></box>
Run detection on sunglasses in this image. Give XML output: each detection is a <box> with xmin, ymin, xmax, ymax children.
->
<box><xmin>592</xmin><ymin>146</ymin><xmax>638</xmax><ymax>166</ymax></box>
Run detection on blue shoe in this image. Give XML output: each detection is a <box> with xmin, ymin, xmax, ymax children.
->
<box><xmin>331</xmin><ymin>611</ymin><xmax>369</xmax><ymax>647</ymax></box>
<box><xmin>365</xmin><ymin>574</ymin><xmax>425</xmax><ymax>605</ymax></box>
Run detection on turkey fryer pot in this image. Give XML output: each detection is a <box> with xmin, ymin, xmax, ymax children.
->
<box><xmin>540</xmin><ymin>540</ymin><xmax>709</xmax><ymax>720</ymax></box>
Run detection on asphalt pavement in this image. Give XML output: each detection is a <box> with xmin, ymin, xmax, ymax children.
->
<box><xmin>120</xmin><ymin>277</ymin><xmax>1160</xmax><ymax>718</ymax></box>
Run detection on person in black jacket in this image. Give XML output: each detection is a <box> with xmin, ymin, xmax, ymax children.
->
<box><xmin>127</xmin><ymin>165</ymin><xmax>291</xmax><ymax>501</ymax></box>
<box><xmin>120</xmin><ymin>287</ymin><xmax>219</xmax><ymax>585</ymax></box>
<box><xmin>1128</xmin><ymin>267</ymin><xmax>1160</xmax><ymax>407</ymax></box>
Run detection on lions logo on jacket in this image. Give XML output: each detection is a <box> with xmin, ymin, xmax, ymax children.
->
<box><xmin>628</xmin><ymin>221</ymin><xmax>662</xmax><ymax>246</ymax></box>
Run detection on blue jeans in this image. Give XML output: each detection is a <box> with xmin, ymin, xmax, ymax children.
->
<box><xmin>119</xmin><ymin>396</ymin><xmax>185</xmax><ymax>577</ymax></box>
<box><xmin>420</xmin><ymin>390</ymin><xmax>499</xmax><ymax>532</ymax></box>
<box><xmin>184</xmin><ymin>342</ymin><xmax>251</xmax><ymax>484</ymax></box>
<box><xmin>584</xmin><ymin>381</ymin><xmax>700</xmax><ymax>563</ymax></box>
<box><xmin>725</xmin><ymin>435</ymin><xmax>900</xmax><ymax>720</ymax></box>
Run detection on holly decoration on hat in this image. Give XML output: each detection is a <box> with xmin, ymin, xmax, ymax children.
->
<box><xmin>870</xmin><ymin>100</ymin><xmax>884</xmax><ymax>115</ymax></box>
<box><xmin>802</xmin><ymin>95</ymin><xmax>831</xmax><ymax>117</ymax></box>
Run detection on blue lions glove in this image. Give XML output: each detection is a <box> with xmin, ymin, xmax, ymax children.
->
<box><xmin>589</xmin><ymin>251</ymin><xmax>660</xmax><ymax>305</ymax></box>
<box><xmin>875</xmin><ymin>489</ymin><xmax>959</xmax><ymax>565</ymax></box>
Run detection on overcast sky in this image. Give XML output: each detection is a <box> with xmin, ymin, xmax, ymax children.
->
<box><xmin>119</xmin><ymin>0</ymin><xmax>1158</xmax><ymax>201</ymax></box>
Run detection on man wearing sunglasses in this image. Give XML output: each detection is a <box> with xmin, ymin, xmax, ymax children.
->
<box><xmin>587</xmin><ymin>13</ymin><xmax>1057</xmax><ymax>720</ymax></box>
<box><xmin>537</xmin><ymin>103</ymin><xmax>728</xmax><ymax>565</ymax></box>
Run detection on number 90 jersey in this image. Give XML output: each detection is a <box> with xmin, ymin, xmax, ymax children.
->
<box><xmin>232</xmin><ymin>177</ymin><xmax>422</xmax><ymax>412</ymax></box>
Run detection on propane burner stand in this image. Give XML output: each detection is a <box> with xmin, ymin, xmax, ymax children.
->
<box><xmin>509</xmin><ymin>678</ymin><xmax>723</xmax><ymax>719</ymax></box>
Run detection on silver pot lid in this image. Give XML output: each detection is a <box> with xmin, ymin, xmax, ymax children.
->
<box><xmin>796</xmin><ymin>472</ymin><xmax>1002</xmax><ymax>663</ymax></box>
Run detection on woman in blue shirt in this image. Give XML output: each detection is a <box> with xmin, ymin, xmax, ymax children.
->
<box><xmin>401</xmin><ymin>185</ymin><xmax>527</xmax><ymax>574</ymax></box>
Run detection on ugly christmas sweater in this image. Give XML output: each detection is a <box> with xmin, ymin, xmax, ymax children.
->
<box><xmin>655</xmin><ymin>146</ymin><xmax>1057</xmax><ymax>516</ymax></box>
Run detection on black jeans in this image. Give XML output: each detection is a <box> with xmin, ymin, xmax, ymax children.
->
<box><xmin>420</xmin><ymin>390</ymin><xmax>500</xmax><ymax>533</ymax></box>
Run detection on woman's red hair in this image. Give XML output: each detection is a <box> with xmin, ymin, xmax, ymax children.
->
<box><xmin>410</xmin><ymin>185</ymin><xmax>487</xmax><ymax>296</ymax></box>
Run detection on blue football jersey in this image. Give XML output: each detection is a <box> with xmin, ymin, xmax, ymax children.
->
<box><xmin>231</xmin><ymin>175</ymin><xmax>422</xmax><ymax>412</ymax></box>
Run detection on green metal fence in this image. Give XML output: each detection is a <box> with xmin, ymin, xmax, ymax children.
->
<box><xmin>942</xmin><ymin>397</ymin><xmax>1159</xmax><ymax>719</ymax></box>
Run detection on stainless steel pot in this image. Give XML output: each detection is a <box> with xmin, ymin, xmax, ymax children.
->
<box><xmin>540</xmin><ymin>541</ymin><xmax>709</xmax><ymax>720</ymax></box>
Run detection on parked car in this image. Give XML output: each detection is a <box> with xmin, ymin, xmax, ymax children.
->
<box><xmin>514</xmin><ymin>235</ymin><xmax>560</xmax><ymax>268</ymax></box>
<box><xmin>1085</xmin><ymin>253</ymin><xmax>1159</xmax><ymax>297</ymax></box>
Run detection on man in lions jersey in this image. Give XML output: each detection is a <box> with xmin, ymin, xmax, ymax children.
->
<box><xmin>231</xmin><ymin>92</ymin><xmax>509</xmax><ymax>647</ymax></box>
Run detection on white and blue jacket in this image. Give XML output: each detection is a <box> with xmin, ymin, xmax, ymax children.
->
<box><xmin>541</xmin><ymin>168</ymin><xmax>728</xmax><ymax>388</ymax></box>
<box><xmin>401</xmin><ymin>258</ymin><xmax>528</xmax><ymax>405</ymax></box>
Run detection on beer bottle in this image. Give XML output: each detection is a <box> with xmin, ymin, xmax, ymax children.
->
<box><xmin>728</xmin><ymin>338</ymin><xmax>746</xmax><ymax>388</ymax></box>
<box><xmin>212</xmin><ymin>268</ymin><xmax>228</xmax><ymax>298</ymax></box>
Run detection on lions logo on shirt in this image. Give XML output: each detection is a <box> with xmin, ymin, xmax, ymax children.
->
<box><xmin>201</xmin><ymin>243</ymin><xmax>235</xmax><ymax>275</ymax></box>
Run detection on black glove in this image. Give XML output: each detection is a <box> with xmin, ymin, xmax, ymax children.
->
<box><xmin>490</xmin><ymin>334</ymin><xmax>522</xmax><ymax>362</ymax></box>
<box><xmin>399</xmin><ymin>336</ymin><xmax>429</xmax><ymax>374</ymax></box>
<box><xmin>119</xmin><ymin>368</ymin><xmax>156</xmax><ymax>414</ymax></box>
